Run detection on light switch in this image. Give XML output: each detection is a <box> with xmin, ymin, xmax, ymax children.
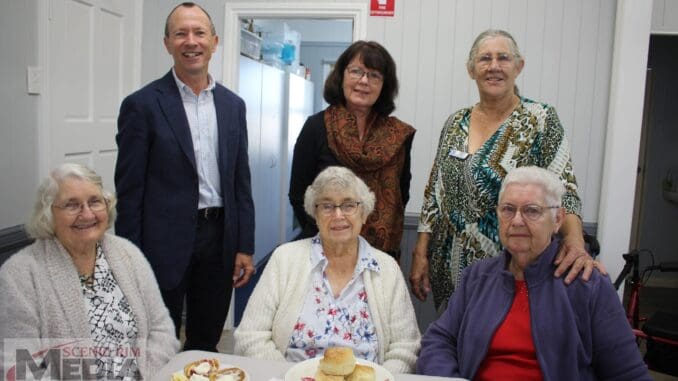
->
<box><xmin>27</xmin><ymin>66</ymin><xmax>42</xmax><ymax>95</ymax></box>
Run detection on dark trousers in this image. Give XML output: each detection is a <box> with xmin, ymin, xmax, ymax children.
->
<box><xmin>160</xmin><ymin>210</ymin><xmax>231</xmax><ymax>352</ymax></box>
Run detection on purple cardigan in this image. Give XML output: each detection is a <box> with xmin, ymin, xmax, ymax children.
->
<box><xmin>416</xmin><ymin>240</ymin><xmax>650</xmax><ymax>380</ymax></box>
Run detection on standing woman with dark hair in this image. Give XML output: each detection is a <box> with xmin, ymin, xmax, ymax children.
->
<box><xmin>289</xmin><ymin>40</ymin><xmax>415</xmax><ymax>259</ymax></box>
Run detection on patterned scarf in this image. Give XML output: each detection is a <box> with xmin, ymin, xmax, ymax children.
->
<box><xmin>325</xmin><ymin>105</ymin><xmax>415</xmax><ymax>252</ymax></box>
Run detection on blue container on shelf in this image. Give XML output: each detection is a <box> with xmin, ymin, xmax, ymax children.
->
<box><xmin>281</xmin><ymin>42</ymin><xmax>295</xmax><ymax>65</ymax></box>
<box><xmin>261</xmin><ymin>40</ymin><xmax>284</xmax><ymax>67</ymax></box>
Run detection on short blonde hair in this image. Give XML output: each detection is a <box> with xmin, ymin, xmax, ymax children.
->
<box><xmin>303</xmin><ymin>166</ymin><xmax>375</xmax><ymax>223</ymax></box>
<box><xmin>25</xmin><ymin>163</ymin><xmax>116</xmax><ymax>239</ymax></box>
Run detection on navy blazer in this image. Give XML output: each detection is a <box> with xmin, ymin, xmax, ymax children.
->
<box><xmin>114</xmin><ymin>71</ymin><xmax>255</xmax><ymax>289</ymax></box>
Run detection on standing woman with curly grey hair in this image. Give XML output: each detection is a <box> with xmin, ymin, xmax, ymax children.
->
<box><xmin>0</xmin><ymin>163</ymin><xmax>178</xmax><ymax>379</ymax></box>
<box><xmin>236</xmin><ymin>166</ymin><xmax>420</xmax><ymax>374</ymax></box>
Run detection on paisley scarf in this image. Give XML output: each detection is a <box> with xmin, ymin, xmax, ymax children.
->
<box><xmin>325</xmin><ymin>105</ymin><xmax>415</xmax><ymax>252</ymax></box>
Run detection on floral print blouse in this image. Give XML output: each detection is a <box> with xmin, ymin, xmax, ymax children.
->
<box><xmin>418</xmin><ymin>97</ymin><xmax>581</xmax><ymax>309</ymax></box>
<box><xmin>81</xmin><ymin>243</ymin><xmax>139</xmax><ymax>379</ymax></box>
<box><xmin>285</xmin><ymin>235</ymin><xmax>380</xmax><ymax>362</ymax></box>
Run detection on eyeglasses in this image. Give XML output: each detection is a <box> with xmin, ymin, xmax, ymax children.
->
<box><xmin>476</xmin><ymin>53</ymin><xmax>515</xmax><ymax>68</ymax></box>
<box><xmin>315</xmin><ymin>201</ymin><xmax>361</xmax><ymax>216</ymax></box>
<box><xmin>53</xmin><ymin>198</ymin><xmax>108</xmax><ymax>216</ymax></box>
<box><xmin>346</xmin><ymin>67</ymin><xmax>383</xmax><ymax>84</ymax></box>
<box><xmin>497</xmin><ymin>204</ymin><xmax>559</xmax><ymax>222</ymax></box>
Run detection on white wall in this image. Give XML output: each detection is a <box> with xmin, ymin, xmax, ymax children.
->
<box><xmin>0</xmin><ymin>0</ymin><xmax>40</xmax><ymax>230</ymax></box>
<box><xmin>364</xmin><ymin>0</ymin><xmax>616</xmax><ymax>222</ymax></box>
<box><xmin>652</xmin><ymin>0</ymin><xmax>678</xmax><ymax>34</ymax></box>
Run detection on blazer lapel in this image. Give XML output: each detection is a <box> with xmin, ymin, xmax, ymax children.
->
<box><xmin>156</xmin><ymin>71</ymin><xmax>197</xmax><ymax>171</ymax></box>
<box><xmin>213</xmin><ymin>86</ymin><xmax>231</xmax><ymax>176</ymax></box>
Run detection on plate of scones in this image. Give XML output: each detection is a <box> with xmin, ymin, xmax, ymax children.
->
<box><xmin>284</xmin><ymin>347</ymin><xmax>394</xmax><ymax>381</ymax></box>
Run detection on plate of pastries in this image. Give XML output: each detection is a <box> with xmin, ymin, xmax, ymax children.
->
<box><xmin>171</xmin><ymin>358</ymin><xmax>248</xmax><ymax>381</ymax></box>
<box><xmin>284</xmin><ymin>347</ymin><xmax>394</xmax><ymax>381</ymax></box>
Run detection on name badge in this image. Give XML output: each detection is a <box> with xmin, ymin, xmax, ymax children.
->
<box><xmin>449</xmin><ymin>149</ymin><xmax>469</xmax><ymax>160</ymax></box>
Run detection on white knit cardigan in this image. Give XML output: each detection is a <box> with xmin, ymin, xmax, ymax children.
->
<box><xmin>234</xmin><ymin>238</ymin><xmax>421</xmax><ymax>374</ymax></box>
<box><xmin>0</xmin><ymin>233</ymin><xmax>179</xmax><ymax>379</ymax></box>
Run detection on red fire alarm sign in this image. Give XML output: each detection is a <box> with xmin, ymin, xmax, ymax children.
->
<box><xmin>370</xmin><ymin>0</ymin><xmax>395</xmax><ymax>17</ymax></box>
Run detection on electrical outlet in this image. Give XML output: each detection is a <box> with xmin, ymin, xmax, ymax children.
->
<box><xmin>27</xmin><ymin>66</ymin><xmax>42</xmax><ymax>95</ymax></box>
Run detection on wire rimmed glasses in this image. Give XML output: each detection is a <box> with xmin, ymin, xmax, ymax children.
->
<box><xmin>315</xmin><ymin>201</ymin><xmax>361</xmax><ymax>216</ymax></box>
<box><xmin>53</xmin><ymin>198</ymin><xmax>108</xmax><ymax>215</ymax></box>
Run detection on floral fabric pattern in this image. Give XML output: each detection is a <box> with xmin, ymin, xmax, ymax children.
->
<box><xmin>418</xmin><ymin>97</ymin><xmax>581</xmax><ymax>309</ymax></box>
<box><xmin>82</xmin><ymin>243</ymin><xmax>139</xmax><ymax>379</ymax></box>
<box><xmin>285</xmin><ymin>235</ymin><xmax>380</xmax><ymax>362</ymax></box>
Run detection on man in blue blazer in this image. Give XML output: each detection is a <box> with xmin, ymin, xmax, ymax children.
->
<box><xmin>114</xmin><ymin>2</ymin><xmax>255</xmax><ymax>351</ymax></box>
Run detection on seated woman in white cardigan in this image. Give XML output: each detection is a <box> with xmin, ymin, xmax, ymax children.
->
<box><xmin>234</xmin><ymin>166</ymin><xmax>420</xmax><ymax>374</ymax></box>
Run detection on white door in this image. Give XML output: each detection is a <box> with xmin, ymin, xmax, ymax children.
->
<box><xmin>48</xmin><ymin>0</ymin><xmax>138</xmax><ymax>188</ymax></box>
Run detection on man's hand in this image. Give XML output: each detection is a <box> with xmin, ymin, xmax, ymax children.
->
<box><xmin>232</xmin><ymin>253</ymin><xmax>255</xmax><ymax>288</ymax></box>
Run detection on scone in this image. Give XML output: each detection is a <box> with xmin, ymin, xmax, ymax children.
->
<box><xmin>314</xmin><ymin>369</ymin><xmax>345</xmax><ymax>381</ymax></box>
<box><xmin>346</xmin><ymin>364</ymin><xmax>376</xmax><ymax>381</ymax></box>
<box><xmin>319</xmin><ymin>347</ymin><xmax>356</xmax><ymax>376</ymax></box>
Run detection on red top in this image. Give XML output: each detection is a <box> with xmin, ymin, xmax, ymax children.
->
<box><xmin>475</xmin><ymin>280</ymin><xmax>543</xmax><ymax>381</ymax></box>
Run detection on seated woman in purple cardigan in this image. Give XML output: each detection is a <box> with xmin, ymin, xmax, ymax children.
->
<box><xmin>417</xmin><ymin>166</ymin><xmax>649</xmax><ymax>380</ymax></box>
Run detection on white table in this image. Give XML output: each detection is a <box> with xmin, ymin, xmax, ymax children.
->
<box><xmin>153</xmin><ymin>350</ymin><xmax>463</xmax><ymax>381</ymax></box>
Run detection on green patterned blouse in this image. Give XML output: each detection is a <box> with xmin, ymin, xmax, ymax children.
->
<box><xmin>418</xmin><ymin>97</ymin><xmax>581</xmax><ymax>309</ymax></box>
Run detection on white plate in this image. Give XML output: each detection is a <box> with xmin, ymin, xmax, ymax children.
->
<box><xmin>284</xmin><ymin>357</ymin><xmax>395</xmax><ymax>381</ymax></box>
<box><xmin>173</xmin><ymin>363</ymin><xmax>249</xmax><ymax>381</ymax></box>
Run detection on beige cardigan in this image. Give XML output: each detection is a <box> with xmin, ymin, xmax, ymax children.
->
<box><xmin>234</xmin><ymin>238</ymin><xmax>420</xmax><ymax>374</ymax></box>
<box><xmin>0</xmin><ymin>233</ymin><xmax>179</xmax><ymax>379</ymax></box>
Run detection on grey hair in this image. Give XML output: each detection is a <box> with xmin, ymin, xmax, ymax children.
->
<box><xmin>467</xmin><ymin>29</ymin><xmax>524</xmax><ymax>73</ymax></box>
<box><xmin>25</xmin><ymin>163</ymin><xmax>117</xmax><ymax>239</ymax></box>
<box><xmin>303</xmin><ymin>166</ymin><xmax>376</xmax><ymax>223</ymax></box>
<box><xmin>164</xmin><ymin>2</ymin><xmax>216</xmax><ymax>38</ymax></box>
<box><xmin>499</xmin><ymin>166</ymin><xmax>565</xmax><ymax>219</ymax></box>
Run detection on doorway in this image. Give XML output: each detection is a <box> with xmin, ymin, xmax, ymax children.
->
<box><xmin>631</xmin><ymin>35</ymin><xmax>678</xmax><ymax>287</ymax></box>
<box><xmin>222</xmin><ymin>2</ymin><xmax>367</xmax><ymax>90</ymax></box>
<box><xmin>224</xmin><ymin>3</ymin><xmax>366</xmax><ymax>327</ymax></box>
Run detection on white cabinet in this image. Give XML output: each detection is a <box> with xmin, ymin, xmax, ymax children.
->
<box><xmin>283</xmin><ymin>73</ymin><xmax>314</xmax><ymax>241</ymax></box>
<box><xmin>239</xmin><ymin>56</ymin><xmax>314</xmax><ymax>264</ymax></box>
<box><xmin>239</xmin><ymin>56</ymin><xmax>285</xmax><ymax>265</ymax></box>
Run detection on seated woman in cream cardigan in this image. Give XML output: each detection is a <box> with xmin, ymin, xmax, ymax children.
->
<box><xmin>234</xmin><ymin>166</ymin><xmax>420</xmax><ymax>373</ymax></box>
<box><xmin>0</xmin><ymin>163</ymin><xmax>178</xmax><ymax>379</ymax></box>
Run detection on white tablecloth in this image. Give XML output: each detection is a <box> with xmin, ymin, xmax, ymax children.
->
<box><xmin>153</xmin><ymin>350</ymin><xmax>464</xmax><ymax>381</ymax></box>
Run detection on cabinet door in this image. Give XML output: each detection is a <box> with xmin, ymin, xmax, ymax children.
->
<box><xmin>239</xmin><ymin>55</ymin><xmax>262</xmax><ymax>206</ymax></box>
<box><xmin>283</xmin><ymin>73</ymin><xmax>314</xmax><ymax>240</ymax></box>
<box><xmin>257</xmin><ymin>64</ymin><xmax>285</xmax><ymax>260</ymax></box>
